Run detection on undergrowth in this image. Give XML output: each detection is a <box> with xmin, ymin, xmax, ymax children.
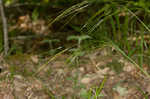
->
<box><xmin>1</xmin><ymin>0</ymin><xmax>150</xmax><ymax>98</ymax></box>
<box><xmin>49</xmin><ymin>0</ymin><xmax>150</xmax><ymax>76</ymax></box>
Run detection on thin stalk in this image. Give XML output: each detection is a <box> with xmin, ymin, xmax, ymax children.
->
<box><xmin>110</xmin><ymin>42</ymin><xmax>150</xmax><ymax>78</ymax></box>
<box><xmin>0</xmin><ymin>0</ymin><xmax>9</xmax><ymax>55</ymax></box>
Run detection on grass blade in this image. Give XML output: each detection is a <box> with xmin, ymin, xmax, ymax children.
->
<box><xmin>110</xmin><ymin>41</ymin><xmax>150</xmax><ymax>78</ymax></box>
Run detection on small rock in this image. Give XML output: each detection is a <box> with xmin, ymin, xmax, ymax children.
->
<box><xmin>31</xmin><ymin>55</ymin><xmax>39</xmax><ymax>64</ymax></box>
<box><xmin>79</xmin><ymin>67</ymin><xmax>84</xmax><ymax>72</ymax></box>
<box><xmin>109</xmin><ymin>70</ymin><xmax>115</xmax><ymax>75</ymax></box>
<box><xmin>96</xmin><ymin>67</ymin><xmax>109</xmax><ymax>75</ymax></box>
<box><xmin>123</xmin><ymin>64</ymin><xmax>135</xmax><ymax>72</ymax></box>
<box><xmin>14</xmin><ymin>75</ymin><xmax>24</xmax><ymax>80</ymax></box>
<box><xmin>57</xmin><ymin>69</ymin><xmax>64</xmax><ymax>76</ymax></box>
<box><xmin>81</xmin><ymin>77</ymin><xmax>91</xmax><ymax>84</ymax></box>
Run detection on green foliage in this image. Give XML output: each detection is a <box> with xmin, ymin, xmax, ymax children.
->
<box><xmin>4</xmin><ymin>0</ymin><xmax>150</xmax><ymax>75</ymax></box>
<box><xmin>42</xmin><ymin>39</ymin><xmax>60</xmax><ymax>49</ymax></box>
<box><xmin>66</xmin><ymin>48</ymin><xmax>85</xmax><ymax>66</ymax></box>
<box><xmin>66</xmin><ymin>35</ymin><xmax>91</xmax><ymax>66</ymax></box>
<box><xmin>8</xmin><ymin>44</ymin><xmax>23</xmax><ymax>55</ymax></box>
<box><xmin>32</xmin><ymin>8</ymin><xmax>39</xmax><ymax>21</ymax></box>
<box><xmin>136</xmin><ymin>85</ymin><xmax>149</xmax><ymax>99</ymax></box>
<box><xmin>2</xmin><ymin>1</ymin><xmax>150</xmax><ymax>98</ymax></box>
<box><xmin>67</xmin><ymin>35</ymin><xmax>91</xmax><ymax>48</ymax></box>
<box><xmin>80</xmin><ymin>76</ymin><xmax>107</xmax><ymax>99</ymax></box>
<box><xmin>110</xmin><ymin>42</ymin><xmax>150</xmax><ymax>77</ymax></box>
<box><xmin>23</xmin><ymin>0</ymin><xmax>150</xmax><ymax>76</ymax></box>
<box><xmin>4</xmin><ymin>0</ymin><xmax>13</xmax><ymax>6</ymax></box>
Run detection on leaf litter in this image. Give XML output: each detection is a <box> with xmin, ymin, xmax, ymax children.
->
<box><xmin>0</xmin><ymin>47</ymin><xmax>150</xmax><ymax>99</ymax></box>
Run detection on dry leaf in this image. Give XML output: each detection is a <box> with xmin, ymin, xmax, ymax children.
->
<box><xmin>31</xmin><ymin>55</ymin><xmax>39</xmax><ymax>64</ymax></box>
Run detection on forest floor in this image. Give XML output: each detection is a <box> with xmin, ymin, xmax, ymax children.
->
<box><xmin>0</xmin><ymin>47</ymin><xmax>150</xmax><ymax>99</ymax></box>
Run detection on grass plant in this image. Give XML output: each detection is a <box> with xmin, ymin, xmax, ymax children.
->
<box><xmin>45</xmin><ymin>1</ymin><xmax>150</xmax><ymax>97</ymax></box>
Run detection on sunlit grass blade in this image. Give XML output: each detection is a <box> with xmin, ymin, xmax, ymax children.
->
<box><xmin>59</xmin><ymin>12</ymin><xmax>79</xmax><ymax>31</ymax></box>
<box><xmin>126</xmin><ymin>7</ymin><xmax>150</xmax><ymax>33</ymax></box>
<box><xmin>139</xmin><ymin>27</ymin><xmax>144</xmax><ymax>67</ymax></box>
<box><xmin>48</xmin><ymin>1</ymin><xmax>89</xmax><ymax>27</ymax></box>
<box><xmin>88</xmin><ymin>10</ymin><xmax>120</xmax><ymax>34</ymax></box>
<box><xmin>33</xmin><ymin>48</ymin><xmax>69</xmax><ymax>76</ymax></box>
<box><xmin>81</xmin><ymin>4</ymin><xmax>110</xmax><ymax>31</ymax></box>
<box><xmin>136</xmin><ymin>85</ymin><xmax>149</xmax><ymax>99</ymax></box>
<box><xmin>94</xmin><ymin>75</ymin><xmax>107</xmax><ymax>99</ymax></box>
<box><xmin>110</xmin><ymin>16</ymin><xmax>117</xmax><ymax>40</ymax></box>
<box><xmin>109</xmin><ymin>41</ymin><xmax>150</xmax><ymax>78</ymax></box>
<box><xmin>87</xmin><ymin>76</ymin><xmax>107</xmax><ymax>99</ymax></box>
